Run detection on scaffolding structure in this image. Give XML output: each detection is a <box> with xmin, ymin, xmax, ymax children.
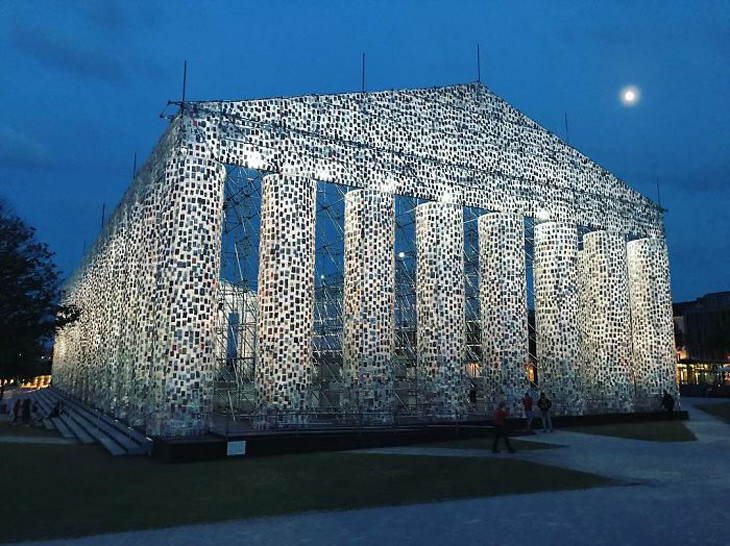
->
<box><xmin>213</xmin><ymin>165</ymin><xmax>541</xmax><ymax>428</ymax></box>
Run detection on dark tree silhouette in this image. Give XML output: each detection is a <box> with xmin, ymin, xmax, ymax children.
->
<box><xmin>0</xmin><ymin>200</ymin><xmax>78</xmax><ymax>379</ymax></box>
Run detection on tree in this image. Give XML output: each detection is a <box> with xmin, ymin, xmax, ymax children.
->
<box><xmin>0</xmin><ymin>200</ymin><xmax>78</xmax><ymax>379</ymax></box>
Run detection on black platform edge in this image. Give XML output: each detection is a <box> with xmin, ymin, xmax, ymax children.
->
<box><xmin>152</xmin><ymin>410</ymin><xmax>687</xmax><ymax>463</ymax></box>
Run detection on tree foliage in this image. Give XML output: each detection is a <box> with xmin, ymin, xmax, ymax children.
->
<box><xmin>0</xmin><ymin>200</ymin><xmax>78</xmax><ymax>378</ymax></box>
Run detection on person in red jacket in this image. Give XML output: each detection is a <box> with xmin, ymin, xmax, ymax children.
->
<box><xmin>492</xmin><ymin>402</ymin><xmax>516</xmax><ymax>453</ymax></box>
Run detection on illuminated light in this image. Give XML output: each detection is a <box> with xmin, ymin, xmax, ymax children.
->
<box><xmin>247</xmin><ymin>151</ymin><xmax>266</xmax><ymax>171</ymax></box>
<box><xmin>535</xmin><ymin>208</ymin><xmax>551</xmax><ymax>222</ymax></box>
<box><xmin>465</xmin><ymin>362</ymin><xmax>481</xmax><ymax>377</ymax></box>
<box><xmin>379</xmin><ymin>177</ymin><xmax>397</xmax><ymax>194</ymax></box>
<box><xmin>315</xmin><ymin>168</ymin><xmax>329</xmax><ymax>181</ymax></box>
<box><xmin>398</xmin><ymin>251</ymin><xmax>405</xmax><ymax>259</ymax></box>
<box><xmin>620</xmin><ymin>85</ymin><xmax>640</xmax><ymax>106</ymax></box>
<box><xmin>437</xmin><ymin>185</ymin><xmax>462</xmax><ymax>204</ymax></box>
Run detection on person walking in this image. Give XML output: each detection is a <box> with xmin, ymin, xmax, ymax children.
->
<box><xmin>522</xmin><ymin>392</ymin><xmax>534</xmax><ymax>432</ymax></box>
<box><xmin>537</xmin><ymin>392</ymin><xmax>553</xmax><ymax>432</ymax></box>
<box><xmin>492</xmin><ymin>402</ymin><xmax>515</xmax><ymax>453</ymax></box>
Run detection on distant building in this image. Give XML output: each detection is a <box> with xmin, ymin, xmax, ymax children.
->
<box><xmin>674</xmin><ymin>291</ymin><xmax>730</xmax><ymax>392</ymax></box>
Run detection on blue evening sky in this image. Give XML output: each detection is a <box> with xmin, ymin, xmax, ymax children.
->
<box><xmin>0</xmin><ymin>0</ymin><xmax>727</xmax><ymax>302</ymax></box>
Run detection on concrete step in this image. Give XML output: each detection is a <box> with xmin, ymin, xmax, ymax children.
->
<box><xmin>29</xmin><ymin>390</ymin><xmax>56</xmax><ymax>430</ymax></box>
<box><xmin>96</xmin><ymin>433</ymin><xmax>127</xmax><ymax>456</ymax></box>
<box><xmin>31</xmin><ymin>389</ymin><xmax>53</xmax><ymax>414</ymax></box>
<box><xmin>58</xmin><ymin>414</ymin><xmax>95</xmax><ymax>444</ymax></box>
<box><xmin>48</xmin><ymin>389</ymin><xmax>151</xmax><ymax>455</ymax></box>
<box><xmin>56</xmin><ymin>399</ymin><xmax>131</xmax><ymax>453</ymax></box>
<box><xmin>61</xmin><ymin>391</ymin><xmax>152</xmax><ymax>449</ymax></box>
<box><xmin>40</xmin><ymin>389</ymin><xmax>130</xmax><ymax>456</ymax></box>
<box><xmin>51</xmin><ymin>417</ymin><xmax>75</xmax><ymax>439</ymax></box>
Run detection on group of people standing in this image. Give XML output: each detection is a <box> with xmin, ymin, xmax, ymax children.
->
<box><xmin>10</xmin><ymin>397</ymin><xmax>37</xmax><ymax>425</ymax></box>
<box><xmin>492</xmin><ymin>390</ymin><xmax>678</xmax><ymax>453</ymax></box>
<box><xmin>522</xmin><ymin>391</ymin><xmax>554</xmax><ymax>433</ymax></box>
<box><xmin>8</xmin><ymin>396</ymin><xmax>63</xmax><ymax>426</ymax></box>
<box><xmin>492</xmin><ymin>391</ymin><xmax>554</xmax><ymax>453</ymax></box>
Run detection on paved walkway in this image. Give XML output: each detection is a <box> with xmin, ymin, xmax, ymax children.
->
<box><xmin>357</xmin><ymin>397</ymin><xmax>730</xmax><ymax>484</ymax></box>
<box><xmin>16</xmin><ymin>398</ymin><xmax>730</xmax><ymax>545</ymax></box>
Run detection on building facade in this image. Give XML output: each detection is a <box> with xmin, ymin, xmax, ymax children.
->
<box><xmin>674</xmin><ymin>292</ymin><xmax>730</xmax><ymax>392</ymax></box>
<box><xmin>52</xmin><ymin>83</ymin><xmax>678</xmax><ymax>436</ymax></box>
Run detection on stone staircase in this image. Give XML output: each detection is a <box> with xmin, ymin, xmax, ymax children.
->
<box><xmin>29</xmin><ymin>387</ymin><xmax>153</xmax><ymax>456</ymax></box>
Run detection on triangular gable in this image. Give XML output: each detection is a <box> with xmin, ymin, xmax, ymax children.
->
<box><xmin>183</xmin><ymin>82</ymin><xmax>662</xmax><ymax>237</ymax></box>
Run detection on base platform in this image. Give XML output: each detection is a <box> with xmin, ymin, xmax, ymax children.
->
<box><xmin>152</xmin><ymin>410</ymin><xmax>688</xmax><ymax>463</ymax></box>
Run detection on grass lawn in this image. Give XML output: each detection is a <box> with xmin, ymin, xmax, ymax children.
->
<box><xmin>570</xmin><ymin>420</ymin><xmax>696</xmax><ymax>442</ymax></box>
<box><xmin>695</xmin><ymin>402</ymin><xmax>730</xmax><ymax>424</ymax></box>
<box><xmin>0</xmin><ymin>443</ymin><xmax>610</xmax><ymax>543</ymax></box>
<box><xmin>422</xmin><ymin>437</ymin><xmax>560</xmax><ymax>451</ymax></box>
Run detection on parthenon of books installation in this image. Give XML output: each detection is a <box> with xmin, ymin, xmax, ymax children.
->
<box><xmin>52</xmin><ymin>82</ymin><xmax>678</xmax><ymax>436</ymax></box>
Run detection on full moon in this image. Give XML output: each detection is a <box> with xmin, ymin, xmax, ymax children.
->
<box><xmin>620</xmin><ymin>85</ymin><xmax>640</xmax><ymax>106</ymax></box>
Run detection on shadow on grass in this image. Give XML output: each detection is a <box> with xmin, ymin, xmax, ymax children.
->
<box><xmin>0</xmin><ymin>442</ymin><xmax>610</xmax><ymax>543</ymax></box>
<box><xmin>569</xmin><ymin>420</ymin><xmax>696</xmax><ymax>442</ymax></box>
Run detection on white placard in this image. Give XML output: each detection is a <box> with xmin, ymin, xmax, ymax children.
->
<box><xmin>227</xmin><ymin>440</ymin><xmax>246</xmax><ymax>456</ymax></box>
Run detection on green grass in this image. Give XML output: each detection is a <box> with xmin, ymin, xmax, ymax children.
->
<box><xmin>421</xmin><ymin>437</ymin><xmax>560</xmax><ymax>451</ymax></box>
<box><xmin>0</xmin><ymin>443</ymin><xmax>610</xmax><ymax>543</ymax></box>
<box><xmin>570</xmin><ymin>420</ymin><xmax>696</xmax><ymax>442</ymax></box>
<box><xmin>695</xmin><ymin>402</ymin><xmax>730</xmax><ymax>424</ymax></box>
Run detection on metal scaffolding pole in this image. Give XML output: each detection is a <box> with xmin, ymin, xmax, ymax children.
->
<box><xmin>212</xmin><ymin>166</ymin><xmax>530</xmax><ymax>429</ymax></box>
